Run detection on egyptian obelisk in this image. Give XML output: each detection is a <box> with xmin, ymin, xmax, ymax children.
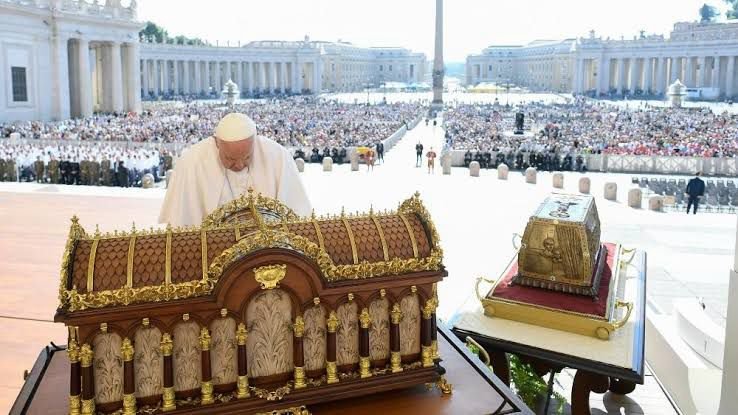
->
<box><xmin>432</xmin><ymin>0</ymin><xmax>444</xmax><ymax>106</ymax></box>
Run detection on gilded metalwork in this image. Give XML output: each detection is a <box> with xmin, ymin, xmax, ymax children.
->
<box><xmin>162</xmin><ymin>386</ymin><xmax>176</xmax><ymax>411</ymax></box>
<box><xmin>237</xmin><ymin>375</ymin><xmax>250</xmax><ymax>398</ymax></box>
<box><xmin>390</xmin><ymin>351</ymin><xmax>403</xmax><ymax>373</ymax></box>
<box><xmin>359</xmin><ymin>357</ymin><xmax>372</xmax><ymax>378</ymax></box>
<box><xmin>254</xmin><ymin>406</ymin><xmax>311</xmax><ymax>415</ymax></box>
<box><xmin>67</xmin><ymin>339</ymin><xmax>80</xmax><ymax>363</ymax></box>
<box><xmin>312</xmin><ymin>219</ymin><xmax>326</xmax><ymax>251</ymax></box>
<box><xmin>431</xmin><ymin>340</ymin><xmax>440</xmax><ymax>361</ymax></box>
<box><xmin>79</xmin><ymin>344</ymin><xmax>93</xmax><ymax>367</ymax></box>
<box><xmin>370</xmin><ymin>216</ymin><xmax>390</xmax><ymax>261</ymax></box>
<box><xmin>199</xmin><ymin>327</ymin><xmax>211</xmax><ymax>351</ymax></box>
<box><xmin>165</xmin><ymin>228</ymin><xmax>172</xmax><ymax>285</ymax></box>
<box><xmin>398</xmin><ymin>214</ymin><xmax>419</xmax><ymax>258</ymax></box>
<box><xmin>100</xmin><ymin>322</ymin><xmax>107</xmax><ymax>333</ymax></box>
<box><xmin>421</xmin><ymin>345</ymin><xmax>433</xmax><ymax>368</ymax></box>
<box><xmin>293</xmin><ymin>316</ymin><xmax>305</xmax><ymax>337</ymax></box>
<box><xmin>515</xmin><ymin>194</ymin><xmax>603</xmax><ymax>296</ymax></box>
<box><xmin>160</xmin><ymin>333</ymin><xmax>173</xmax><ymax>356</ymax></box>
<box><xmin>426</xmin><ymin>375</ymin><xmax>453</xmax><ymax>395</ymax></box>
<box><xmin>236</xmin><ymin>323</ymin><xmax>248</xmax><ymax>345</ymax></box>
<box><xmin>422</xmin><ymin>297</ymin><xmax>437</xmax><ymax>320</ymax></box>
<box><xmin>326</xmin><ymin>311</ymin><xmax>339</xmax><ymax>333</ymax></box>
<box><xmin>122</xmin><ymin>393</ymin><xmax>136</xmax><ymax>415</ymax></box>
<box><xmin>341</xmin><ymin>217</ymin><xmax>359</xmax><ymax>264</ymax></box>
<box><xmin>390</xmin><ymin>303</ymin><xmax>402</xmax><ymax>324</ymax></box>
<box><xmin>80</xmin><ymin>398</ymin><xmax>95</xmax><ymax>415</ymax></box>
<box><xmin>294</xmin><ymin>366</ymin><xmax>307</xmax><ymax>389</ymax></box>
<box><xmin>58</xmin><ymin>193</ymin><xmax>444</xmax><ymax>312</ymax></box>
<box><xmin>201</xmin><ymin>229</ymin><xmax>208</xmax><ymax>280</ymax></box>
<box><xmin>359</xmin><ymin>308</ymin><xmax>371</xmax><ymax>329</ymax></box>
<box><xmin>86</xmin><ymin>238</ymin><xmax>99</xmax><ymax>292</ymax></box>
<box><xmin>126</xmin><ymin>236</ymin><xmax>136</xmax><ymax>288</ymax></box>
<box><xmin>326</xmin><ymin>361</ymin><xmax>339</xmax><ymax>384</ymax></box>
<box><xmin>142</xmin><ymin>317</ymin><xmax>149</xmax><ymax>327</ymax></box>
<box><xmin>201</xmin><ymin>189</ymin><xmax>299</xmax><ymax>228</ymax></box>
<box><xmin>69</xmin><ymin>394</ymin><xmax>81</xmax><ymax>415</ymax></box>
<box><xmin>249</xmin><ymin>384</ymin><xmax>292</xmax><ymax>401</ymax></box>
<box><xmin>121</xmin><ymin>337</ymin><xmax>134</xmax><ymax>361</ymax></box>
<box><xmin>254</xmin><ymin>264</ymin><xmax>287</xmax><ymax>290</ymax></box>
<box><xmin>201</xmin><ymin>380</ymin><xmax>214</xmax><ymax>405</ymax></box>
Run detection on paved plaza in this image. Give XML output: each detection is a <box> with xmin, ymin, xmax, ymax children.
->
<box><xmin>0</xmin><ymin>111</ymin><xmax>732</xmax><ymax>412</ymax></box>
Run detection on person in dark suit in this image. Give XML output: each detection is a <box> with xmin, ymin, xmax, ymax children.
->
<box><xmin>375</xmin><ymin>141</ymin><xmax>384</xmax><ymax>164</ymax></box>
<box><xmin>686</xmin><ymin>172</ymin><xmax>705</xmax><ymax>214</ymax></box>
<box><xmin>415</xmin><ymin>142</ymin><xmax>424</xmax><ymax>167</ymax></box>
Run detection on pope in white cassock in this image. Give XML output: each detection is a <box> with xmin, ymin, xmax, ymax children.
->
<box><xmin>159</xmin><ymin>113</ymin><xmax>312</xmax><ymax>226</ymax></box>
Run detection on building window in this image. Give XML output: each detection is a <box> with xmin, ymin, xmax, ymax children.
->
<box><xmin>11</xmin><ymin>66</ymin><xmax>28</xmax><ymax>102</ymax></box>
<box><xmin>389</xmin><ymin>65</ymin><xmax>393</xmax><ymax>71</ymax></box>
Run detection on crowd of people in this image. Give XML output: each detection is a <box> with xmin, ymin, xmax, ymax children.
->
<box><xmin>0</xmin><ymin>97</ymin><xmax>422</xmax><ymax>185</ymax></box>
<box><xmin>444</xmin><ymin>99</ymin><xmax>738</xmax><ymax>172</ymax></box>
<box><xmin>0</xmin><ymin>141</ymin><xmax>172</xmax><ymax>187</ymax></box>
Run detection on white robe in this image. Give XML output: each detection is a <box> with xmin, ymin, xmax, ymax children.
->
<box><xmin>159</xmin><ymin>136</ymin><xmax>311</xmax><ymax>227</ymax></box>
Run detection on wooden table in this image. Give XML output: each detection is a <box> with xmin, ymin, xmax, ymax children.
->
<box><xmin>10</xmin><ymin>325</ymin><xmax>532</xmax><ymax>415</ymax></box>
<box><xmin>450</xmin><ymin>251</ymin><xmax>647</xmax><ymax>415</ymax></box>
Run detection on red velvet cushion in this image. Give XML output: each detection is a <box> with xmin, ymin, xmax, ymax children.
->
<box><xmin>490</xmin><ymin>243</ymin><xmax>617</xmax><ymax>318</ymax></box>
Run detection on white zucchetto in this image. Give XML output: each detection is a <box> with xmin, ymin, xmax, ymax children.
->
<box><xmin>214</xmin><ymin>113</ymin><xmax>257</xmax><ymax>142</ymax></box>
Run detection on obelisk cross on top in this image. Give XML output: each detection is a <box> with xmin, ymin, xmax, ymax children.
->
<box><xmin>432</xmin><ymin>0</ymin><xmax>444</xmax><ymax>106</ymax></box>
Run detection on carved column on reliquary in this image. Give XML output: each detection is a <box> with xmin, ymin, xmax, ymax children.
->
<box><xmin>79</xmin><ymin>343</ymin><xmax>95</xmax><ymax>415</ymax></box>
<box><xmin>431</xmin><ymin>284</ymin><xmax>440</xmax><ymax>361</ymax></box>
<box><xmin>160</xmin><ymin>333</ymin><xmax>176</xmax><ymax>412</ymax></box>
<box><xmin>236</xmin><ymin>323</ymin><xmax>250</xmax><ymax>398</ymax></box>
<box><xmin>199</xmin><ymin>327</ymin><xmax>214</xmax><ymax>405</ymax></box>
<box><xmin>359</xmin><ymin>308</ymin><xmax>372</xmax><ymax>378</ymax></box>
<box><xmin>326</xmin><ymin>311</ymin><xmax>339</xmax><ymax>384</ymax></box>
<box><xmin>68</xmin><ymin>339</ymin><xmax>81</xmax><ymax>415</ymax></box>
<box><xmin>293</xmin><ymin>316</ymin><xmax>307</xmax><ymax>389</ymax></box>
<box><xmin>389</xmin><ymin>303</ymin><xmax>403</xmax><ymax>373</ymax></box>
<box><xmin>421</xmin><ymin>298</ymin><xmax>436</xmax><ymax>368</ymax></box>
<box><xmin>121</xmin><ymin>338</ymin><xmax>136</xmax><ymax>415</ymax></box>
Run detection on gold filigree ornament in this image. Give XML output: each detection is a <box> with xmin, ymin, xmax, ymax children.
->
<box><xmin>57</xmin><ymin>193</ymin><xmax>444</xmax><ymax>312</ymax></box>
<box><xmin>426</xmin><ymin>375</ymin><xmax>453</xmax><ymax>395</ymax></box>
<box><xmin>254</xmin><ymin>406</ymin><xmax>311</xmax><ymax>415</ymax></box>
<box><xmin>254</xmin><ymin>264</ymin><xmax>287</xmax><ymax>290</ymax></box>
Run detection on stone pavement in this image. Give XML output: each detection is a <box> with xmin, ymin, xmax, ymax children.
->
<box><xmin>0</xmin><ymin>114</ymin><xmax>732</xmax><ymax>413</ymax></box>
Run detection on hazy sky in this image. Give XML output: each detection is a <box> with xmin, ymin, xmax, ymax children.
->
<box><xmin>138</xmin><ymin>0</ymin><xmax>730</xmax><ymax>62</ymax></box>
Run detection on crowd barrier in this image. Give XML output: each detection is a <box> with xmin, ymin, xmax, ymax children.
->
<box><xmin>446</xmin><ymin>150</ymin><xmax>738</xmax><ymax>176</ymax></box>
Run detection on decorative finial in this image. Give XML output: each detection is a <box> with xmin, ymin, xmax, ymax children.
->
<box><xmin>94</xmin><ymin>224</ymin><xmax>101</xmax><ymax>237</ymax></box>
<box><xmin>71</xmin><ymin>215</ymin><xmax>79</xmax><ymax>224</ymax></box>
<box><xmin>341</xmin><ymin>207</ymin><xmax>345</xmax><ymax>218</ymax></box>
<box><xmin>369</xmin><ymin>205</ymin><xmax>374</xmax><ymax>216</ymax></box>
<box><xmin>131</xmin><ymin>221</ymin><xmax>137</xmax><ymax>233</ymax></box>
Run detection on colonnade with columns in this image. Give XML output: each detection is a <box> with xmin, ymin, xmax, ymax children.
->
<box><xmin>67</xmin><ymin>38</ymin><xmax>141</xmax><ymax>118</ymax></box>
<box><xmin>139</xmin><ymin>59</ymin><xmax>321</xmax><ymax>97</ymax></box>
<box><xmin>574</xmin><ymin>55</ymin><xmax>738</xmax><ymax>98</ymax></box>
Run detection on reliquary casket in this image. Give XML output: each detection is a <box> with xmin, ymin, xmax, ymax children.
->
<box><xmin>512</xmin><ymin>193</ymin><xmax>604</xmax><ymax>297</ymax></box>
<box><xmin>55</xmin><ymin>191</ymin><xmax>448</xmax><ymax>415</ymax></box>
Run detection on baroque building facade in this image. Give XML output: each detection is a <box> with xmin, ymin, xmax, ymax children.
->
<box><xmin>0</xmin><ymin>0</ymin><xmax>426</xmax><ymax>122</ymax></box>
<box><xmin>466</xmin><ymin>20</ymin><xmax>738</xmax><ymax>99</ymax></box>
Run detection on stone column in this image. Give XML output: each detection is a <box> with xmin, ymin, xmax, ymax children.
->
<box><xmin>182</xmin><ymin>61</ymin><xmax>190</xmax><ymax>94</ymax></box>
<box><xmin>172</xmin><ymin>60</ymin><xmax>180</xmax><ymax>94</ymax></box>
<box><xmin>152</xmin><ymin>60</ymin><xmax>160</xmax><ymax>96</ymax></box>
<box><xmin>727</xmin><ymin>57</ymin><xmax>735</xmax><ymax>98</ymax></box>
<box><xmin>203</xmin><ymin>61</ymin><xmax>210</xmax><ymax>94</ymax></box>
<box><xmin>194</xmin><ymin>61</ymin><xmax>201</xmax><ymax>94</ymax></box>
<box><xmin>700</xmin><ymin>56</ymin><xmax>709</xmax><ymax>87</ymax></box>
<box><xmin>596</xmin><ymin>57</ymin><xmax>608</xmax><ymax>95</ymax></box>
<box><xmin>162</xmin><ymin>60</ymin><xmax>170</xmax><ymax>94</ymax></box>
<box><xmin>78</xmin><ymin>39</ymin><xmax>93</xmax><ymax>117</ymax></box>
<box><xmin>643</xmin><ymin>57</ymin><xmax>653</xmax><ymax>93</ymax></box>
<box><xmin>260</xmin><ymin>62</ymin><xmax>267</xmax><ymax>92</ymax></box>
<box><xmin>124</xmin><ymin>43</ymin><xmax>141</xmax><ymax>113</ymax></box>
<box><xmin>686</xmin><ymin>57</ymin><xmax>694</xmax><ymax>86</ymax></box>
<box><xmin>141</xmin><ymin>60</ymin><xmax>149</xmax><ymax>97</ymax></box>
<box><xmin>432</xmin><ymin>0</ymin><xmax>443</xmax><ymax>104</ymax></box>
<box><xmin>670</xmin><ymin>57</ymin><xmax>679</xmax><ymax>84</ymax></box>
<box><xmin>655</xmin><ymin>57</ymin><xmax>665</xmax><ymax>94</ymax></box>
<box><xmin>51</xmin><ymin>33</ymin><xmax>71</xmax><ymax>120</ymax></box>
<box><xmin>247</xmin><ymin>62</ymin><xmax>254</xmax><ymax>94</ymax></box>
<box><xmin>616</xmin><ymin>58</ymin><xmax>625</xmax><ymax>94</ymax></box>
<box><xmin>272</xmin><ymin>62</ymin><xmax>279</xmax><ymax>92</ymax></box>
<box><xmin>237</xmin><ymin>62</ymin><xmax>243</xmax><ymax>95</ymax></box>
<box><xmin>214</xmin><ymin>62</ymin><xmax>221</xmax><ymax>93</ymax></box>
<box><xmin>712</xmin><ymin>56</ymin><xmax>721</xmax><ymax>89</ymax></box>
<box><xmin>280</xmin><ymin>62</ymin><xmax>287</xmax><ymax>93</ymax></box>
<box><xmin>314</xmin><ymin>60</ymin><xmax>322</xmax><ymax>93</ymax></box>
<box><xmin>629</xmin><ymin>58</ymin><xmax>638</xmax><ymax>94</ymax></box>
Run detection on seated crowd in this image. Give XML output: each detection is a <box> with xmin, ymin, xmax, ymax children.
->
<box><xmin>0</xmin><ymin>97</ymin><xmax>421</xmax><ymax>185</ymax></box>
<box><xmin>445</xmin><ymin>99</ymin><xmax>738</xmax><ymax>172</ymax></box>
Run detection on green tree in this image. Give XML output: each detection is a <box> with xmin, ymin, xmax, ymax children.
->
<box><xmin>139</xmin><ymin>21</ymin><xmax>168</xmax><ymax>43</ymax></box>
<box><xmin>699</xmin><ymin>3</ymin><xmax>719</xmax><ymax>22</ymax></box>
<box><xmin>726</xmin><ymin>0</ymin><xmax>738</xmax><ymax>19</ymax></box>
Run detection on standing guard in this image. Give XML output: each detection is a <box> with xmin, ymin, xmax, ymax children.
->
<box><xmin>34</xmin><ymin>157</ymin><xmax>45</xmax><ymax>183</ymax></box>
<box><xmin>48</xmin><ymin>157</ymin><xmax>60</xmax><ymax>184</ymax></box>
<box><xmin>100</xmin><ymin>159</ymin><xmax>112</xmax><ymax>186</ymax></box>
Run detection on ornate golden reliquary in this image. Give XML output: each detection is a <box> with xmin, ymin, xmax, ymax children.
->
<box><xmin>513</xmin><ymin>193</ymin><xmax>604</xmax><ymax>297</ymax></box>
<box><xmin>54</xmin><ymin>191</ymin><xmax>449</xmax><ymax>415</ymax></box>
